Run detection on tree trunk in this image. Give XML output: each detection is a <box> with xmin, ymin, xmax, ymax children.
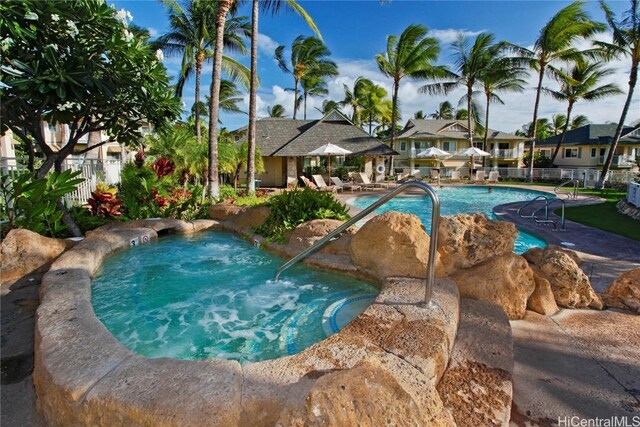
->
<box><xmin>303</xmin><ymin>92</ymin><xmax>307</xmax><ymax>120</ymax></box>
<box><xmin>195</xmin><ymin>52</ymin><xmax>204</xmax><ymax>143</ymax></box>
<box><xmin>483</xmin><ymin>92</ymin><xmax>491</xmax><ymax>168</ymax></box>
<box><xmin>293</xmin><ymin>78</ymin><xmax>299</xmax><ymax>120</ymax></box>
<box><xmin>551</xmin><ymin>102</ymin><xmax>573</xmax><ymax>164</ymax></box>
<box><xmin>528</xmin><ymin>64</ymin><xmax>546</xmax><ymax>182</ymax></box>
<box><xmin>467</xmin><ymin>85</ymin><xmax>474</xmax><ymax>176</ymax></box>
<box><xmin>596</xmin><ymin>57</ymin><xmax>638</xmax><ymax>189</ymax></box>
<box><xmin>57</xmin><ymin>199</ymin><xmax>82</xmax><ymax>237</ymax></box>
<box><xmin>247</xmin><ymin>0</ymin><xmax>258</xmax><ymax>194</ymax></box>
<box><xmin>389</xmin><ymin>78</ymin><xmax>399</xmax><ymax>173</ymax></box>
<box><xmin>25</xmin><ymin>134</ymin><xmax>35</xmax><ymax>172</ymax></box>
<box><xmin>207</xmin><ymin>0</ymin><xmax>233</xmax><ymax>198</ymax></box>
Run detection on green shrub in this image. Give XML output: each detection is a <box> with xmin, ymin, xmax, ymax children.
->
<box><xmin>255</xmin><ymin>188</ymin><xmax>349</xmax><ymax>242</ymax></box>
<box><xmin>0</xmin><ymin>170</ymin><xmax>84</xmax><ymax>237</ymax></box>
<box><xmin>69</xmin><ymin>206</ymin><xmax>112</xmax><ymax>234</ymax></box>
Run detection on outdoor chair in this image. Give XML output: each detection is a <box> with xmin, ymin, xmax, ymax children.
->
<box><xmin>473</xmin><ymin>170</ymin><xmax>486</xmax><ymax>183</ymax></box>
<box><xmin>488</xmin><ymin>171</ymin><xmax>500</xmax><ymax>184</ymax></box>
<box><xmin>357</xmin><ymin>172</ymin><xmax>386</xmax><ymax>189</ymax></box>
<box><xmin>331</xmin><ymin>177</ymin><xmax>362</xmax><ymax>192</ymax></box>
<box><xmin>312</xmin><ymin>175</ymin><xmax>341</xmax><ymax>192</ymax></box>
<box><xmin>449</xmin><ymin>170</ymin><xmax>461</xmax><ymax>182</ymax></box>
<box><xmin>300</xmin><ymin>176</ymin><xmax>336</xmax><ymax>193</ymax></box>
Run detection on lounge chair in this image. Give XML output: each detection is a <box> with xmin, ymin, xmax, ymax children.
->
<box><xmin>488</xmin><ymin>171</ymin><xmax>500</xmax><ymax>184</ymax></box>
<box><xmin>397</xmin><ymin>169</ymin><xmax>422</xmax><ymax>183</ymax></box>
<box><xmin>449</xmin><ymin>170</ymin><xmax>461</xmax><ymax>182</ymax></box>
<box><xmin>300</xmin><ymin>176</ymin><xmax>336</xmax><ymax>192</ymax></box>
<box><xmin>473</xmin><ymin>170</ymin><xmax>486</xmax><ymax>183</ymax></box>
<box><xmin>331</xmin><ymin>176</ymin><xmax>362</xmax><ymax>192</ymax></box>
<box><xmin>429</xmin><ymin>169</ymin><xmax>440</xmax><ymax>181</ymax></box>
<box><xmin>357</xmin><ymin>172</ymin><xmax>387</xmax><ymax>189</ymax></box>
<box><xmin>312</xmin><ymin>174</ymin><xmax>341</xmax><ymax>192</ymax></box>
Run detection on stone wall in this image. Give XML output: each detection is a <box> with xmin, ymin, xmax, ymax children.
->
<box><xmin>34</xmin><ymin>216</ymin><xmax>462</xmax><ymax>426</ymax></box>
<box><xmin>617</xmin><ymin>198</ymin><xmax>640</xmax><ymax>221</ymax></box>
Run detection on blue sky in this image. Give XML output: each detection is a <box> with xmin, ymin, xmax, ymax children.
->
<box><xmin>113</xmin><ymin>0</ymin><xmax>637</xmax><ymax>134</ymax></box>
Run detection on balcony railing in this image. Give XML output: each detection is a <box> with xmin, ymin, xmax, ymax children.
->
<box><xmin>491</xmin><ymin>149</ymin><xmax>519</xmax><ymax>159</ymax></box>
<box><xmin>598</xmin><ymin>155</ymin><xmax>636</xmax><ymax>167</ymax></box>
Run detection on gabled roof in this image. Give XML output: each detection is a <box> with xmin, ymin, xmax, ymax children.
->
<box><xmin>232</xmin><ymin>110</ymin><xmax>398</xmax><ymax>157</ymax></box>
<box><xmin>396</xmin><ymin>119</ymin><xmax>525</xmax><ymax>141</ymax></box>
<box><xmin>537</xmin><ymin>124</ymin><xmax>640</xmax><ymax>147</ymax></box>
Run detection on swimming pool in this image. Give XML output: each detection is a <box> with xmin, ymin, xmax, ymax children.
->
<box><xmin>92</xmin><ymin>231</ymin><xmax>378</xmax><ymax>364</ymax></box>
<box><xmin>348</xmin><ymin>185</ymin><xmax>548</xmax><ymax>254</ymax></box>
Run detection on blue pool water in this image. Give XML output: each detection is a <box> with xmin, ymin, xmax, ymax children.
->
<box><xmin>348</xmin><ymin>186</ymin><xmax>548</xmax><ymax>254</ymax></box>
<box><xmin>92</xmin><ymin>231</ymin><xmax>378</xmax><ymax>364</ymax></box>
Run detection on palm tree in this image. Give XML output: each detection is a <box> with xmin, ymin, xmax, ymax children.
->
<box><xmin>479</xmin><ymin>56</ymin><xmax>528</xmax><ymax>153</ymax></box>
<box><xmin>375</xmin><ymin>24</ymin><xmax>453</xmax><ymax>171</ymax></box>
<box><xmin>246</xmin><ymin>0</ymin><xmax>320</xmax><ymax>193</ymax></box>
<box><xmin>205</xmin><ymin>79</ymin><xmax>246</xmax><ymax>117</ymax></box>
<box><xmin>340</xmin><ymin>77</ymin><xmax>373</xmax><ymax>126</ymax></box>
<box><xmin>301</xmin><ymin>74</ymin><xmax>329</xmax><ymax>119</ymax></box>
<box><xmin>413</xmin><ymin>110</ymin><xmax>426</xmax><ymax>119</ymax></box>
<box><xmin>157</xmin><ymin>0</ymin><xmax>249</xmax><ymax>144</ymax></box>
<box><xmin>422</xmin><ymin>32</ymin><xmax>498</xmax><ymax>155</ymax></box>
<box><xmin>570</xmin><ymin>114</ymin><xmax>590</xmax><ymax>129</ymax></box>
<box><xmin>359</xmin><ymin>81</ymin><xmax>388</xmax><ymax>135</ymax></box>
<box><xmin>267</xmin><ymin>104</ymin><xmax>286</xmax><ymax>117</ymax></box>
<box><xmin>595</xmin><ymin>0</ymin><xmax>639</xmax><ymax>189</ymax></box>
<box><xmin>429</xmin><ymin>101</ymin><xmax>454</xmax><ymax>119</ymax></box>
<box><xmin>315</xmin><ymin>99</ymin><xmax>341</xmax><ymax>115</ymax></box>
<box><xmin>275</xmin><ymin>36</ymin><xmax>338</xmax><ymax>120</ymax></box>
<box><xmin>544</xmin><ymin>59</ymin><xmax>621</xmax><ymax>162</ymax></box>
<box><xmin>207</xmin><ymin>0</ymin><xmax>238</xmax><ymax>198</ymax></box>
<box><xmin>551</xmin><ymin>113</ymin><xmax>568</xmax><ymax>135</ymax></box>
<box><xmin>514</xmin><ymin>1</ymin><xmax>605</xmax><ymax>181</ymax></box>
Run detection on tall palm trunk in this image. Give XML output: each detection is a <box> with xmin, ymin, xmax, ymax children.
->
<box><xmin>293</xmin><ymin>78</ymin><xmax>299</xmax><ymax>119</ymax></box>
<box><xmin>195</xmin><ymin>52</ymin><xmax>204</xmax><ymax>143</ymax></box>
<box><xmin>466</xmin><ymin>85</ymin><xmax>474</xmax><ymax>175</ymax></box>
<box><xmin>207</xmin><ymin>0</ymin><xmax>233</xmax><ymax>198</ymax></box>
<box><xmin>551</xmin><ymin>102</ymin><xmax>574</xmax><ymax>164</ymax></box>
<box><xmin>389</xmin><ymin>78</ymin><xmax>399</xmax><ymax>173</ymax></box>
<box><xmin>247</xmin><ymin>0</ymin><xmax>258</xmax><ymax>193</ymax></box>
<box><xmin>303</xmin><ymin>92</ymin><xmax>308</xmax><ymax>119</ymax></box>
<box><xmin>528</xmin><ymin>64</ymin><xmax>546</xmax><ymax>182</ymax></box>
<box><xmin>596</xmin><ymin>57</ymin><xmax>638</xmax><ymax>189</ymax></box>
<box><xmin>483</xmin><ymin>92</ymin><xmax>491</xmax><ymax>166</ymax></box>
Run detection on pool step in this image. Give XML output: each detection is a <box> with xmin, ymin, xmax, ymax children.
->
<box><xmin>279</xmin><ymin>290</ymin><xmax>370</xmax><ymax>355</ymax></box>
<box><xmin>437</xmin><ymin>298</ymin><xmax>514</xmax><ymax>426</ymax></box>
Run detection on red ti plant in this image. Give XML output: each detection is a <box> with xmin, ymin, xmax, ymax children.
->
<box><xmin>134</xmin><ymin>149</ymin><xmax>145</xmax><ymax>168</ymax></box>
<box><xmin>151</xmin><ymin>157</ymin><xmax>175</xmax><ymax>179</ymax></box>
<box><xmin>87</xmin><ymin>184</ymin><xmax>123</xmax><ymax>217</ymax></box>
<box><xmin>151</xmin><ymin>188</ymin><xmax>170</xmax><ymax>208</ymax></box>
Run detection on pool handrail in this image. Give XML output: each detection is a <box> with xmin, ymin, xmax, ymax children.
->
<box><xmin>531</xmin><ymin>198</ymin><xmax>567</xmax><ymax>230</ymax></box>
<box><xmin>274</xmin><ymin>181</ymin><xmax>441</xmax><ymax>308</ymax></box>
<box><xmin>555</xmin><ymin>179</ymin><xmax>579</xmax><ymax>199</ymax></box>
<box><xmin>516</xmin><ymin>195</ymin><xmax>549</xmax><ymax>218</ymax></box>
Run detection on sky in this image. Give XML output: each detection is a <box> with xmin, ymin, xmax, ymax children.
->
<box><xmin>112</xmin><ymin>0</ymin><xmax>639</xmax><ymax>134</ymax></box>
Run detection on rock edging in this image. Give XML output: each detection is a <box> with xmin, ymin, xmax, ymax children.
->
<box><xmin>34</xmin><ymin>218</ymin><xmax>461</xmax><ymax>426</ymax></box>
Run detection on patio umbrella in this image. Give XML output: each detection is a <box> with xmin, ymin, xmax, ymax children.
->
<box><xmin>458</xmin><ymin>147</ymin><xmax>491</xmax><ymax>176</ymax></box>
<box><xmin>416</xmin><ymin>147</ymin><xmax>450</xmax><ymax>169</ymax></box>
<box><xmin>307</xmin><ymin>143</ymin><xmax>352</xmax><ymax>177</ymax></box>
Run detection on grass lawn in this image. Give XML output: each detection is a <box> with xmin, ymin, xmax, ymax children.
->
<box><xmin>498</xmin><ymin>181</ymin><xmax>639</xmax><ymax>241</ymax></box>
<box><xmin>559</xmin><ymin>188</ymin><xmax>640</xmax><ymax>241</ymax></box>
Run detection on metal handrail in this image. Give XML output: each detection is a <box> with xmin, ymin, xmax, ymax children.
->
<box><xmin>555</xmin><ymin>179</ymin><xmax>578</xmax><ymax>199</ymax></box>
<box><xmin>274</xmin><ymin>181</ymin><xmax>441</xmax><ymax>308</ymax></box>
<box><xmin>531</xmin><ymin>198</ymin><xmax>566</xmax><ymax>230</ymax></box>
<box><xmin>516</xmin><ymin>195</ymin><xmax>549</xmax><ymax>218</ymax></box>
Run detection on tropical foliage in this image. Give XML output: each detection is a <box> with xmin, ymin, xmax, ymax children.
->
<box><xmin>255</xmin><ymin>188</ymin><xmax>350</xmax><ymax>242</ymax></box>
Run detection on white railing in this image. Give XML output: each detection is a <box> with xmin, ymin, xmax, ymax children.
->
<box><xmin>1</xmin><ymin>157</ymin><xmax>122</xmax><ymax>206</ymax></box>
<box><xmin>627</xmin><ymin>181</ymin><xmax>640</xmax><ymax>208</ymax></box>
<box><xmin>406</xmin><ymin>165</ymin><xmax>637</xmax><ymax>185</ymax></box>
<box><xmin>492</xmin><ymin>149</ymin><xmax>519</xmax><ymax>158</ymax></box>
<box><xmin>598</xmin><ymin>154</ymin><xmax>636</xmax><ymax>167</ymax></box>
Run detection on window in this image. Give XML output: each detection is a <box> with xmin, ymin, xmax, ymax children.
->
<box><xmin>400</xmin><ymin>142</ymin><xmax>406</xmax><ymax>151</ymax></box>
<box><xmin>591</xmin><ymin>148</ymin><xmax>597</xmax><ymax>158</ymax></box>
<box><xmin>564</xmin><ymin>148</ymin><xmax>579</xmax><ymax>158</ymax></box>
<box><xmin>442</xmin><ymin>141</ymin><xmax>457</xmax><ymax>152</ymax></box>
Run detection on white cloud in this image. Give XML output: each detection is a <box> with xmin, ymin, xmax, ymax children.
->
<box><xmin>148</xmin><ymin>27</ymin><xmax>158</xmax><ymax>38</ymax></box>
<box><xmin>430</xmin><ymin>29</ymin><xmax>485</xmax><ymax>44</ymax></box>
<box><xmin>257</xmin><ymin>33</ymin><xmax>279</xmax><ymax>56</ymax></box>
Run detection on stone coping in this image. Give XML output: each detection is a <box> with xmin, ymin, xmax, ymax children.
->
<box><xmin>34</xmin><ymin>218</ymin><xmax>460</xmax><ymax>426</ymax></box>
